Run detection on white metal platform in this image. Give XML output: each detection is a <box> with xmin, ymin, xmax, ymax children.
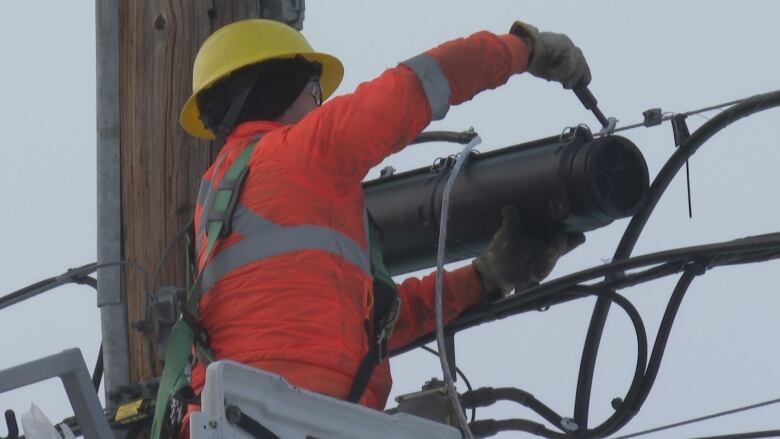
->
<box><xmin>189</xmin><ymin>360</ymin><xmax>461</xmax><ymax>439</ymax></box>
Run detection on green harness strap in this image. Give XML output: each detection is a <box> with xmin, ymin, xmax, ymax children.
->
<box><xmin>150</xmin><ymin>140</ymin><xmax>258</xmax><ymax>439</ymax></box>
<box><xmin>345</xmin><ymin>214</ymin><xmax>400</xmax><ymax>403</ymax></box>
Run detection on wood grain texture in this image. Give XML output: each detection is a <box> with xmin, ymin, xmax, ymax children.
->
<box><xmin>120</xmin><ymin>0</ymin><xmax>259</xmax><ymax>382</ymax></box>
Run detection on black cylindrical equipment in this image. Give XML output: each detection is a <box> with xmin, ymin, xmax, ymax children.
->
<box><xmin>363</xmin><ymin>128</ymin><xmax>649</xmax><ymax>275</ymax></box>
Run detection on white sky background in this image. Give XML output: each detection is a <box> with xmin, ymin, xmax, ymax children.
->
<box><xmin>1</xmin><ymin>1</ymin><xmax>779</xmax><ymax>437</ymax></box>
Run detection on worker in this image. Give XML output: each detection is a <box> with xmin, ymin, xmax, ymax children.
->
<box><xmin>176</xmin><ymin>17</ymin><xmax>588</xmax><ymax>429</ymax></box>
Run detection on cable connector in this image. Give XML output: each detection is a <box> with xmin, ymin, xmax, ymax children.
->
<box><xmin>560</xmin><ymin>417</ymin><xmax>579</xmax><ymax>432</ymax></box>
<box><xmin>642</xmin><ymin>108</ymin><xmax>663</xmax><ymax>127</ymax></box>
<box><xmin>460</xmin><ymin>387</ymin><xmax>500</xmax><ymax>408</ymax></box>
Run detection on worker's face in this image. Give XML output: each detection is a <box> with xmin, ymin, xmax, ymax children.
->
<box><xmin>274</xmin><ymin>78</ymin><xmax>322</xmax><ymax>125</ymax></box>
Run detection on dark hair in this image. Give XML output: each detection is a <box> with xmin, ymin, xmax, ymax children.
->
<box><xmin>197</xmin><ymin>56</ymin><xmax>322</xmax><ymax>132</ymax></box>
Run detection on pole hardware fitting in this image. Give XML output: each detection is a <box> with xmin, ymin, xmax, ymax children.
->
<box><xmin>225</xmin><ymin>404</ymin><xmax>282</xmax><ymax>438</ymax></box>
<box><xmin>671</xmin><ymin>114</ymin><xmax>694</xmax><ymax>218</ymax></box>
<box><xmin>560</xmin><ymin>417</ymin><xmax>579</xmax><ymax>432</ymax></box>
<box><xmin>559</xmin><ymin>124</ymin><xmax>593</xmax><ymax>144</ymax></box>
<box><xmin>153</xmin><ymin>287</ymin><xmax>186</xmax><ymax>362</ymax></box>
<box><xmin>597</xmin><ymin>117</ymin><xmax>619</xmax><ymax>136</ymax></box>
<box><xmin>379</xmin><ymin>166</ymin><xmax>396</xmax><ymax>179</ymax></box>
<box><xmin>686</xmin><ymin>261</ymin><xmax>707</xmax><ymax>277</ymax></box>
<box><xmin>642</xmin><ymin>108</ymin><xmax>663</xmax><ymax>127</ymax></box>
<box><xmin>258</xmin><ymin>0</ymin><xmax>306</xmax><ymax>31</ymax></box>
<box><xmin>429</xmin><ymin>151</ymin><xmax>480</xmax><ymax>174</ymax></box>
<box><xmin>671</xmin><ymin>115</ymin><xmax>691</xmax><ymax>147</ymax></box>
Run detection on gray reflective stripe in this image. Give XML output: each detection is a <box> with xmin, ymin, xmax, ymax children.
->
<box><xmin>195</xmin><ymin>147</ymin><xmax>229</xmax><ymax>253</ymax></box>
<box><xmin>196</xmin><ymin>178</ymin><xmax>210</xmax><ymax>207</ymax></box>
<box><xmin>364</xmin><ymin>209</ymin><xmax>371</xmax><ymax>262</ymax></box>
<box><xmin>402</xmin><ymin>53</ymin><xmax>452</xmax><ymax>120</ymax></box>
<box><xmin>195</xmin><ymin>179</ymin><xmax>212</xmax><ymax>255</ymax></box>
<box><xmin>199</xmin><ymin>204</ymin><xmax>372</xmax><ymax>293</ymax></box>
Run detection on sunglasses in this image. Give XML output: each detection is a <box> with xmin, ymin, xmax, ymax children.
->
<box><xmin>309</xmin><ymin>78</ymin><xmax>323</xmax><ymax>107</ymax></box>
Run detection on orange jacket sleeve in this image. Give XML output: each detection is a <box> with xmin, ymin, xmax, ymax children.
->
<box><xmin>388</xmin><ymin>265</ymin><xmax>486</xmax><ymax>350</ymax></box>
<box><xmin>271</xmin><ymin>31</ymin><xmax>530</xmax><ymax>186</ymax></box>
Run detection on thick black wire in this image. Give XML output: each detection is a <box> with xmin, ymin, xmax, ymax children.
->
<box><xmin>420</xmin><ymin>345</ymin><xmax>476</xmax><ymax>422</ymax></box>
<box><xmin>461</xmin><ymin>387</ymin><xmax>565</xmax><ymax>435</ymax></box>
<box><xmin>461</xmin><ymin>287</ymin><xmax>645</xmax><ymax>439</ymax></box>
<box><xmin>0</xmin><ymin>260</ymin><xmax>150</xmax><ymax>310</ymax></box>
<box><xmin>409</xmin><ymin>130</ymin><xmax>478</xmax><ymax>145</ymax></box>
<box><xmin>582</xmin><ymin>267</ymin><xmax>700</xmax><ymax>438</ymax></box>
<box><xmin>93</xmin><ymin>343</ymin><xmax>104</xmax><ymax>393</ymax></box>
<box><xmin>72</xmin><ymin>275</ymin><xmax>105</xmax><ymax>394</ymax></box>
<box><xmin>391</xmin><ymin>232</ymin><xmax>780</xmax><ymax>357</ymax></box>
<box><xmin>465</xmin><ymin>270</ymin><xmax>693</xmax><ymax>438</ymax></box>
<box><xmin>1</xmin><ymin>271</ymin><xmax>107</xmax><ymax>394</ymax></box>
<box><xmin>0</xmin><ymin>262</ymin><xmax>147</xmax><ymax>399</ymax></box>
<box><xmin>574</xmin><ymin>90</ymin><xmax>780</xmax><ymax>428</ymax></box>
<box><xmin>469</xmin><ymin>418</ymin><xmax>563</xmax><ymax>438</ymax></box>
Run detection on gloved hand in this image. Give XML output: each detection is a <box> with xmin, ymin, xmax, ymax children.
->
<box><xmin>473</xmin><ymin>206</ymin><xmax>586</xmax><ymax>298</ymax></box>
<box><xmin>510</xmin><ymin>21</ymin><xmax>592</xmax><ymax>89</ymax></box>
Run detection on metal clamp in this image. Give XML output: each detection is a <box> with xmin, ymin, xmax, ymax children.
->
<box><xmin>597</xmin><ymin>117</ymin><xmax>619</xmax><ymax>136</ymax></box>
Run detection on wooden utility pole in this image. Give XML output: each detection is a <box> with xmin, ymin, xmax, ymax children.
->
<box><xmin>119</xmin><ymin>2</ymin><xmax>264</xmax><ymax>383</ymax></box>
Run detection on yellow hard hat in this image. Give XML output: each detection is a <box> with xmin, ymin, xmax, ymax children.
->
<box><xmin>180</xmin><ymin>19</ymin><xmax>344</xmax><ymax>139</ymax></box>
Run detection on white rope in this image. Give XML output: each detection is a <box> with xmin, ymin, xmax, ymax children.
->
<box><xmin>434</xmin><ymin>134</ymin><xmax>482</xmax><ymax>438</ymax></box>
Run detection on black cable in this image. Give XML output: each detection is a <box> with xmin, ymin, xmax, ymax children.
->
<box><xmin>0</xmin><ymin>261</ymin><xmax>149</xmax><ymax>312</ymax></box>
<box><xmin>73</xmin><ymin>275</ymin><xmax>98</xmax><ymax>290</ymax></box>
<box><xmin>93</xmin><ymin>343</ymin><xmax>104</xmax><ymax>393</ymax></box>
<box><xmin>27</xmin><ymin>273</ymin><xmax>106</xmax><ymax>394</ymax></box>
<box><xmin>72</xmin><ymin>276</ymin><xmax>105</xmax><ymax>395</ymax></box>
<box><xmin>420</xmin><ymin>345</ymin><xmax>476</xmax><ymax>422</ymax></box>
<box><xmin>0</xmin><ymin>263</ymin><xmax>144</xmax><ymax>396</ymax></box>
<box><xmin>582</xmin><ymin>267</ymin><xmax>700</xmax><ymax>438</ymax></box>
<box><xmin>469</xmin><ymin>418</ymin><xmax>564</xmax><ymax>438</ymax></box>
<box><xmin>690</xmin><ymin>430</ymin><xmax>780</xmax><ymax>439</ymax></box>
<box><xmin>461</xmin><ymin>387</ymin><xmax>565</xmax><ymax>433</ymax></box>
<box><xmin>613</xmin><ymin>397</ymin><xmax>780</xmax><ymax>439</ymax></box>
<box><xmin>409</xmin><ymin>130</ymin><xmax>478</xmax><ymax>145</ymax></box>
<box><xmin>458</xmin><ymin>287</ymin><xmax>646</xmax><ymax>438</ymax></box>
<box><xmin>419</xmin><ymin>345</ymin><xmax>474</xmax><ymax>393</ymax></box>
<box><xmin>574</xmin><ymin>89</ymin><xmax>780</xmax><ymax>429</ymax></box>
<box><xmin>392</xmin><ymin>232</ymin><xmax>780</xmax><ymax>357</ymax></box>
<box><xmin>0</xmin><ymin>271</ymin><xmax>81</xmax><ymax>312</ymax></box>
<box><xmin>465</xmin><ymin>269</ymin><xmax>695</xmax><ymax>438</ymax></box>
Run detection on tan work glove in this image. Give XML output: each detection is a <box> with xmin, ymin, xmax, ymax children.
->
<box><xmin>510</xmin><ymin>21</ymin><xmax>592</xmax><ymax>89</ymax></box>
<box><xmin>473</xmin><ymin>206</ymin><xmax>586</xmax><ymax>298</ymax></box>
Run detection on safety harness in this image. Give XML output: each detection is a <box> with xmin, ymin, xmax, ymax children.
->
<box><xmin>347</xmin><ymin>213</ymin><xmax>401</xmax><ymax>403</ymax></box>
<box><xmin>151</xmin><ymin>137</ymin><xmax>400</xmax><ymax>438</ymax></box>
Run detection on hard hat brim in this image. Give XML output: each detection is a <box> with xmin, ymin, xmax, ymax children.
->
<box><xmin>180</xmin><ymin>52</ymin><xmax>344</xmax><ymax>140</ymax></box>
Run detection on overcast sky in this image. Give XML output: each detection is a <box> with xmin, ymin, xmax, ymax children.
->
<box><xmin>1</xmin><ymin>1</ymin><xmax>779</xmax><ymax>438</ymax></box>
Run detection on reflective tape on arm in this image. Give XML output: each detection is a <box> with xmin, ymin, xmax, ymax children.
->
<box><xmin>402</xmin><ymin>54</ymin><xmax>452</xmax><ymax>120</ymax></box>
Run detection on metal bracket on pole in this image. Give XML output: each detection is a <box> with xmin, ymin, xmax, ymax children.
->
<box><xmin>96</xmin><ymin>0</ymin><xmax>131</xmax><ymax>406</ymax></box>
<box><xmin>0</xmin><ymin>349</ymin><xmax>113</xmax><ymax>439</ymax></box>
<box><xmin>258</xmin><ymin>0</ymin><xmax>306</xmax><ymax>30</ymax></box>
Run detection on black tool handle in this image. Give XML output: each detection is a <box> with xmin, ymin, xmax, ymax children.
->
<box><xmin>573</xmin><ymin>84</ymin><xmax>609</xmax><ymax>128</ymax></box>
